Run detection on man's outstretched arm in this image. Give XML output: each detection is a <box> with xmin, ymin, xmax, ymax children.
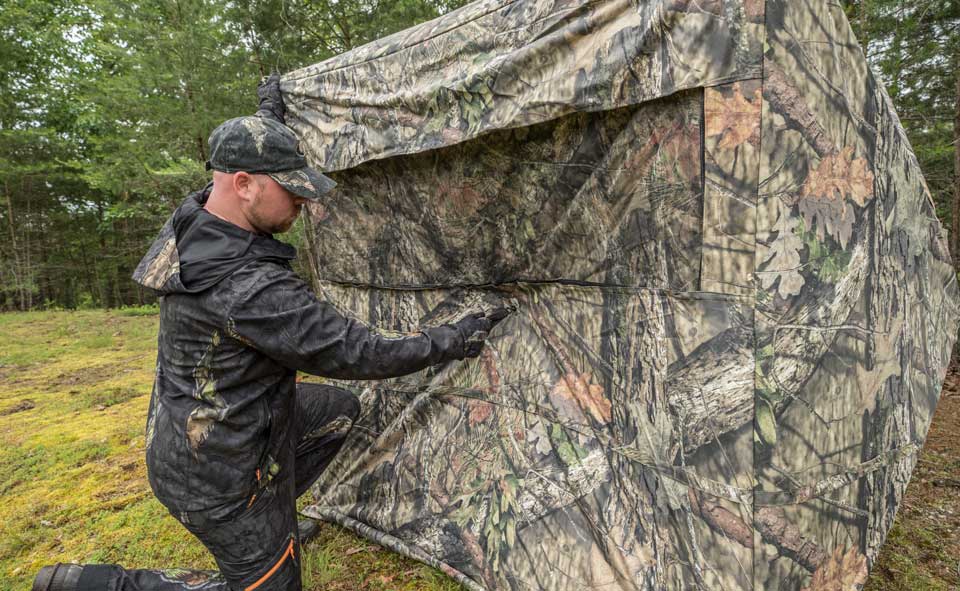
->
<box><xmin>226</xmin><ymin>265</ymin><xmax>505</xmax><ymax>380</ymax></box>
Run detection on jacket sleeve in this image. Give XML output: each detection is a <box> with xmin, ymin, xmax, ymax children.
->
<box><xmin>255</xmin><ymin>73</ymin><xmax>285</xmax><ymax>124</ymax></box>
<box><xmin>226</xmin><ymin>266</ymin><xmax>467</xmax><ymax>379</ymax></box>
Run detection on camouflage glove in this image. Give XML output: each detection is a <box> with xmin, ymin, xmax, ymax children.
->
<box><xmin>256</xmin><ymin>72</ymin><xmax>285</xmax><ymax>124</ymax></box>
<box><xmin>453</xmin><ymin>307</ymin><xmax>512</xmax><ymax>358</ymax></box>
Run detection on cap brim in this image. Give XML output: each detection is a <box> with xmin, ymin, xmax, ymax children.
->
<box><xmin>268</xmin><ymin>167</ymin><xmax>337</xmax><ymax>201</ymax></box>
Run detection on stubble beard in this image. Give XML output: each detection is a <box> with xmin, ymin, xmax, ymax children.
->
<box><xmin>246</xmin><ymin>188</ymin><xmax>299</xmax><ymax>235</ymax></box>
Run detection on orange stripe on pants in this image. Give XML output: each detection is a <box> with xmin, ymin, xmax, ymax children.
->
<box><xmin>245</xmin><ymin>538</ymin><xmax>295</xmax><ymax>591</ymax></box>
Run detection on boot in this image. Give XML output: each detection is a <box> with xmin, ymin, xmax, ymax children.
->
<box><xmin>297</xmin><ymin>518</ymin><xmax>321</xmax><ymax>545</ymax></box>
<box><xmin>32</xmin><ymin>563</ymin><xmax>82</xmax><ymax>591</ymax></box>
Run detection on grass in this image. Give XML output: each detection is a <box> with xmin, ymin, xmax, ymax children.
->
<box><xmin>0</xmin><ymin>309</ymin><xmax>459</xmax><ymax>591</ymax></box>
<box><xmin>1</xmin><ymin>309</ymin><xmax>956</xmax><ymax>590</ymax></box>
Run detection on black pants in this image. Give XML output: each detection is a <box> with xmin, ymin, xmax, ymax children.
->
<box><xmin>76</xmin><ymin>383</ymin><xmax>360</xmax><ymax>591</ymax></box>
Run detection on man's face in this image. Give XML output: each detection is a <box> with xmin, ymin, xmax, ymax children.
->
<box><xmin>240</xmin><ymin>175</ymin><xmax>307</xmax><ymax>235</ymax></box>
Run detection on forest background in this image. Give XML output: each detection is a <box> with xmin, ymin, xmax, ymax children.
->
<box><xmin>0</xmin><ymin>0</ymin><xmax>958</xmax><ymax>310</ymax></box>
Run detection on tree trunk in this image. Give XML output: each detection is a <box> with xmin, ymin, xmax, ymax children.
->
<box><xmin>4</xmin><ymin>184</ymin><xmax>25</xmax><ymax>311</ymax></box>
<box><xmin>240</xmin><ymin>3</ymin><xmax>268</xmax><ymax>78</ymax></box>
<box><xmin>95</xmin><ymin>201</ymin><xmax>108</xmax><ymax>307</ymax></box>
<box><xmin>24</xmin><ymin>181</ymin><xmax>33</xmax><ymax>310</ymax></box>
<box><xmin>184</xmin><ymin>82</ymin><xmax>207</xmax><ymax>163</ymax></box>
<box><xmin>952</xmin><ymin>70</ymin><xmax>960</xmax><ymax>263</ymax></box>
<box><xmin>38</xmin><ymin>203</ymin><xmax>48</xmax><ymax>307</ymax></box>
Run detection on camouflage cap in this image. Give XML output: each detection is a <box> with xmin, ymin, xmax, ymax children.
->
<box><xmin>206</xmin><ymin>115</ymin><xmax>336</xmax><ymax>201</ymax></box>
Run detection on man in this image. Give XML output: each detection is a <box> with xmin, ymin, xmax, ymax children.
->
<box><xmin>33</xmin><ymin>75</ymin><xmax>508</xmax><ymax>591</ymax></box>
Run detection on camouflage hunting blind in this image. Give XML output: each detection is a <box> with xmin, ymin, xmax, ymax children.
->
<box><xmin>278</xmin><ymin>0</ymin><xmax>960</xmax><ymax>588</ymax></box>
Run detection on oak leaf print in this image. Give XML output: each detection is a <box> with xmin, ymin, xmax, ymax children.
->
<box><xmin>705</xmin><ymin>82</ymin><xmax>762</xmax><ymax>150</ymax></box>
<box><xmin>801</xmin><ymin>147</ymin><xmax>874</xmax><ymax>206</ymax></box>
<box><xmin>759</xmin><ymin>202</ymin><xmax>805</xmax><ymax>298</ymax></box>
<box><xmin>659</xmin><ymin>122</ymin><xmax>702</xmax><ymax>188</ymax></box>
<box><xmin>548</xmin><ymin>371</ymin><xmax>611</xmax><ymax>424</ymax></box>
<box><xmin>798</xmin><ymin>197</ymin><xmax>853</xmax><ymax>249</ymax></box>
<box><xmin>801</xmin><ymin>546</ymin><xmax>868</xmax><ymax>591</ymax></box>
<box><xmin>798</xmin><ymin>147</ymin><xmax>875</xmax><ymax>248</ymax></box>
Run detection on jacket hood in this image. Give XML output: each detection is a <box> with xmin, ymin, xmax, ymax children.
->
<box><xmin>132</xmin><ymin>183</ymin><xmax>296</xmax><ymax>294</ymax></box>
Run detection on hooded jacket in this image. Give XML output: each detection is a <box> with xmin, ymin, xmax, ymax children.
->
<box><xmin>133</xmin><ymin>184</ymin><xmax>467</xmax><ymax>519</ymax></box>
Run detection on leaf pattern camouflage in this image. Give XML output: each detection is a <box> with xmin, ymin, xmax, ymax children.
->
<box><xmin>752</xmin><ymin>1</ymin><xmax>960</xmax><ymax>588</ymax></box>
<box><xmin>280</xmin><ymin>0</ymin><xmax>764</xmax><ymax>172</ymax></box>
<box><xmin>306</xmin><ymin>92</ymin><xmax>703</xmax><ymax>289</ymax></box>
<box><xmin>282</xmin><ymin>0</ymin><xmax>960</xmax><ymax>588</ymax></box>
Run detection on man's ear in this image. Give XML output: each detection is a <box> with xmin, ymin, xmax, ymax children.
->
<box><xmin>233</xmin><ymin>172</ymin><xmax>255</xmax><ymax>203</ymax></box>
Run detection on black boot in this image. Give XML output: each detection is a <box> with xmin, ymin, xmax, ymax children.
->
<box><xmin>297</xmin><ymin>518</ymin><xmax>321</xmax><ymax>545</ymax></box>
<box><xmin>32</xmin><ymin>563</ymin><xmax>82</xmax><ymax>591</ymax></box>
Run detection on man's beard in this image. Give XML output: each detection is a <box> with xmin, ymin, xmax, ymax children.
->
<box><xmin>247</xmin><ymin>192</ymin><xmax>300</xmax><ymax>235</ymax></box>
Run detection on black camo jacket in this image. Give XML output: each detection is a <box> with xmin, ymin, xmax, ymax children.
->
<box><xmin>133</xmin><ymin>186</ymin><xmax>468</xmax><ymax>519</ymax></box>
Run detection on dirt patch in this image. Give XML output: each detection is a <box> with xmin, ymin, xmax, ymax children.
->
<box><xmin>51</xmin><ymin>363</ymin><xmax>122</xmax><ymax>388</ymax></box>
<box><xmin>79</xmin><ymin>387</ymin><xmax>145</xmax><ymax>411</ymax></box>
<box><xmin>867</xmin><ymin>354</ymin><xmax>960</xmax><ymax>589</ymax></box>
<box><xmin>0</xmin><ymin>399</ymin><xmax>35</xmax><ymax>416</ymax></box>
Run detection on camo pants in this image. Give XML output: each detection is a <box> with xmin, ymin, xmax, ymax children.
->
<box><xmin>74</xmin><ymin>383</ymin><xmax>360</xmax><ymax>591</ymax></box>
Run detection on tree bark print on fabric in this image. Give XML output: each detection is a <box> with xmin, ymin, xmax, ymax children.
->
<box><xmin>283</xmin><ymin>0</ymin><xmax>960</xmax><ymax>588</ymax></box>
<box><xmin>755</xmin><ymin>0</ymin><xmax>959</xmax><ymax>589</ymax></box>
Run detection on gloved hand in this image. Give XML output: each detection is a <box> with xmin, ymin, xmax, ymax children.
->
<box><xmin>453</xmin><ymin>306</ymin><xmax>512</xmax><ymax>358</ymax></box>
<box><xmin>256</xmin><ymin>72</ymin><xmax>285</xmax><ymax>124</ymax></box>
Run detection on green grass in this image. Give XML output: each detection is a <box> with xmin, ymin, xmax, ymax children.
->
<box><xmin>0</xmin><ymin>309</ymin><xmax>459</xmax><ymax>591</ymax></box>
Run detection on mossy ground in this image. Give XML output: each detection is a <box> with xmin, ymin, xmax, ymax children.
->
<box><xmin>1</xmin><ymin>309</ymin><xmax>957</xmax><ymax>590</ymax></box>
<box><xmin>0</xmin><ymin>310</ymin><xmax>457</xmax><ymax>591</ymax></box>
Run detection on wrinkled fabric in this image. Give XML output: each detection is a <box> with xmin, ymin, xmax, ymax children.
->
<box><xmin>281</xmin><ymin>0</ymin><xmax>764</xmax><ymax>172</ymax></box>
<box><xmin>284</xmin><ymin>0</ymin><xmax>960</xmax><ymax>589</ymax></box>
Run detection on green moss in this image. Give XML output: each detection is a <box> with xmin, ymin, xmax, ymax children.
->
<box><xmin>0</xmin><ymin>440</ymin><xmax>112</xmax><ymax>496</ymax></box>
<box><xmin>866</xmin><ymin>520</ymin><xmax>957</xmax><ymax>591</ymax></box>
